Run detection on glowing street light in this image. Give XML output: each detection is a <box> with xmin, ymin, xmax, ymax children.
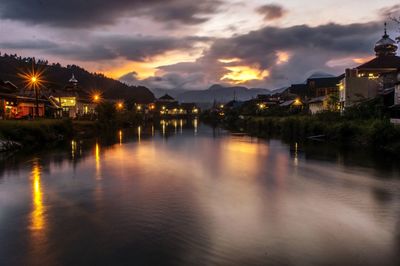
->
<box><xmin>116</xmin><ymin>102</ymin><xmax>124</xmax><ymax>110</ymax></box>
<box><xmin>294</xmin><ymin>98</ymin><xmax>302</xmax><ymax>106</ymax></box>
<box><xmin>19</xmin><ymin>63</ymin><xmax>46</xmax><ymax>118</ymax></box>
<box><xmin>29</xmin><ymin>74</ymin><xmax>40</xmax><ymax>118</ymax></box>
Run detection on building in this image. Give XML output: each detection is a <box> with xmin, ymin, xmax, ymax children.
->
<box><xmin>50</xmin><ymin>74</ymin><xmax>97</xmax><ymax>118</ymax></box>
<box><xmin>340</xmin><ymin>25</ymin><xmax>400</xmax><ymax>110</ymax></box>
<box><xmin>307</xmin><ymin>76</ymin><xmax>343</xmax><ymax>98</ymax></box>
<box><xmin>390</xmin><ymin>70</ymin><xmax>400</xmax><ymax>122</ymax></box>
<box><xmin>0</xmin><ymin>80</ymin><xmax>46</xmax><ymax>119</ymax></box>
<box><xmin>308</xmin><ymin>96</ymin><xmax>328</xmax><ymax>115</ymax></box>
<box><xmin>151</xmin><ymin>94</ymin><xmax>199</xmax><ymax>116</ymax></box>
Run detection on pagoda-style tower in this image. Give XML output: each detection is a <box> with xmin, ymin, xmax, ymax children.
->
<box><xmin>374</xmin><ymin>23</ymin><xmax>398</xmax><ymax>57</ymax></box>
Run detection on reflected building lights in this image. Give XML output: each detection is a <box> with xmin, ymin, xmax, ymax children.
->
<box><xmin>161</xmin><ymin>120</ymin><xmax>166</xmax><ymax>136</ymax></box>
<box><xmin>138</xmin><ymin>126</ymin><xmax>141</xmax><ymax>142</ymax></box>
<box><xmin>151</xmin><ymin>125</ymin><xmax>155</xmax><ymax>137</ymax></box>
<box><xmin>119</xmin><ymin>130</ymin><xmax>123</xmax><ymax>146</ymax></box>
<box><xmin>71</xmin><ymin>140</ymin><xmax>77</xmax><ymax>159</ymax></box>
<box><xmin>174</xmin><ymin>120</ymin><xmax>178</xmax><ymax>134</ymax></box>
<box><xmin>193</xmin><ymin>118</ymin><xmax>198</xmax><ymax>135</ymax></box>
<box><xmin>294</xmin><ymin>142</ymin><xmax>299</xmax><ymax>167</ymax></box>
<box><xmin>180</xmin><ymin>119</ymin><xmax>183</xmax><ymax>134</ymax></box>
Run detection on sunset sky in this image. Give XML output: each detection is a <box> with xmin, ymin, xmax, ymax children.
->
<box><xmin>0</xmin><ymin>0</ymin><xmax>399</xmax><ymax>90</ymax></box>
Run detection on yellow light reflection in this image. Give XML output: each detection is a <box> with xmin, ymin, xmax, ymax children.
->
<box><xmin>71</xmin><ymin>140</ymin><xmax>77</xmax><ymax>159</ymax></box>
<box><xmin>221</xmin><ymin>66</ymin><xmax>270</xmax><ymax>84</ymax></box>
<box><xmin>180</xmin><ymin>119</ymin><xmax>183</xmax><ymax>134</ymax></box>
<box><xmin>193</xmin><ymin>118</ymin><xmax>198</xmax><ymax>135</ymax></box>
<box><xmin>138</xmin><ymin>126</ymin><xmax>142</xmax><ymax>142</ymax></box>
<box><xmin>294</xmin><ymin>142</ymin><xmax>299</xmax><ymax>166</ymax></box>
<box><xmin>95</xmin><ymin>142</ymin><xmax>101</xmax><ymax>180</ymax></box>
<box><xmin>30</xmin><ymin>160</ymin><xmax>45</xmax><ymax>231</ymax></box>
<box><xmin>174</xmin><ymin>120</ymin><xmax>178</xmax><ymax>134</ymax></box>
<box><xmin>119</xmin><ymin>130</ymin><xmax>123</xmax><ymax>146</ymax></box>
<box><xmin>161</xmin><ymin>120</ymin><xmax>166</xmax><ymax>136</ymax></box>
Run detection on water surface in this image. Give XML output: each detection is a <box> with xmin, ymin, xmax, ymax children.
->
<box><xmin>0</xmin><ymin>120</ymin><xmax>399</xmax><ymax>266</ymax></box>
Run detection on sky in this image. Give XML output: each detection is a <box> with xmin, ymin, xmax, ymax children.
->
<box><xmin>0</xmin><ymin>0</ymin><xmax>399</xmax><ymax>90</ymax></box>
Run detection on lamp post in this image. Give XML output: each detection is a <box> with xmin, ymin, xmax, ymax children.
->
<box><xmin>31</xmin><ymin>76</ymin><xmax>39</xmax><ymax>118</ymax></box>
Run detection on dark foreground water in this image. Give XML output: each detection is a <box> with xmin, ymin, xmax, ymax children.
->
<box><xmin>0</xmin><ymin>120</ymin><xmax>400</xmax><ymax>266</ymax></box>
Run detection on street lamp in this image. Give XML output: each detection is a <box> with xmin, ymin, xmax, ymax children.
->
<box><xmin>30</xmin><ymin>75</ymin><xmax>40</xmax><ymax>118</ymax></box>
<box><xmin>19</xmin><ymin>64</ymin><xmax>45</xmax><ymax>119</ymax></box>
<box><xmin>93</xmin><ymin>94</ymin><xmax>100</xmax><ymax>102</ymax></box>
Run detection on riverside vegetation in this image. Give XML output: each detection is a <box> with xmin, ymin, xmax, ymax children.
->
<box><xmin>202</xmin><ymin>97</ymin><xmax>400</xmax><ymax>154</ymax></box>
<box><xmin>0</xmin><ymin>102</ymin><xmax>144</xmax><ymax>150</ymax></box>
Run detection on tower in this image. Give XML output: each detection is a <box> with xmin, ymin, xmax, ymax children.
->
<box><xmin>374</xmin><ymin>23</ymin><xmax>398</xmax><ymax>57</ymax></box>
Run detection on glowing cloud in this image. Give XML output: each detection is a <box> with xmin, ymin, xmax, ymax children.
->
<box><xmin>221</xmin><ymin>66</ymin><xmax>270</xmax><ymax>84</ymax></box>
<box><xmin>218</xmin><ymin>58</ymin><xmax>241</xmax><ymax>64</ymax></box>
<box><xmin>276</xmin><ymin>51</ymin><xmax>290</xmax><ymax>65</ymax></box>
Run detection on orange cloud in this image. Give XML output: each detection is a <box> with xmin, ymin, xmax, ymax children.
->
<box><xmin>221</xmin><ymin>66</ymin><xmax>270</xmax><ymax>84</ymax></box>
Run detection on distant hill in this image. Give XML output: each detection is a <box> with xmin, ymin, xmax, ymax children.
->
<box><xmin>0</xmin><ymin>53</ymin><xmax>155</xmax><ymax>103</ymax></box>
<box><xmin>151</xmin><ymin>88</ymin><xmax>187</xmax><ymax>99</ymax></box>
<box><xmin>172</xmin><ymin>84</ymin><xmax>270</xmax><ymax>103</ymax></box>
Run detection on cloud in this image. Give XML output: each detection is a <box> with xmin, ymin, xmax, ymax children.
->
<box><xmin>0</xmin><ymin>35</ymin><xmax>209</xmax><ymax>62</ymax></box>
<box><xmin>123</xmin><ymin>21</ymin><xmax>385</xmax><ymax>90</ymax></box>
<box><xmin>0</xmin><ymin>39</ymin><xmax>58</xmax><ymax>50</ymax></box>
<box><xmin>379</xmin><ymin>4</ymin><xmax>400</xmax><ymax>20</ymax></box>
<box><xmin>0</xmin><ymin>0</ymin><xmax>222</xmax><ymax>28</ymax></box>
<box><xmin>256</xmin><ymin>4</ymin><xmax>287</xmax><ymax>21</ymax></box>
<box><xmin>100</xmin><ymin>35</ymin><xmax>203</xmax><ymax>61</ymax></box>
<box><xmin>120</xmin><ymin>70</ymin><xmax>207</xmax><ymax>90</ymax></box>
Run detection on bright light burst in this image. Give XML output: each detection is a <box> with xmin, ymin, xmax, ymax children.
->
<box><xmin>90</xmin><ymin>90</ymin><xmax>103</xmax><ymax>103</ymax></box>
<box><xmin>18</xmin><ymin>63</ymin><xmax>46</xmax><ymax>91</ymax></box>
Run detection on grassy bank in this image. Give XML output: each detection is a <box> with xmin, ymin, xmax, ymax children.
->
<box><xmin>224</xmin><ymin>114</ymin><xmax>400</xmax><ymax>154</ymax></box>
<box><xmin>0</xmin><ymin>119</ymin><xmax>104</xmax><ymax>148</ymax></box>
<box><xmin>0</xmin><ymin>119</ymin><xmax>74</xmax><ymax>145</ymax></box>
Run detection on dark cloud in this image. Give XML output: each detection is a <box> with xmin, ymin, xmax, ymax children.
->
<box><xmin>379</xmin><ymin>4</ymin><xmax>400</xmax><ymax>20</ymax></box>
<box><xmin>0</xmin><ymin>35</ymin><xmax>208</xmax><ymax>62</ymax></box>
<box><xmin>101</xmin><ymin>35</ymin><xmax>200</xmax><ymax>61</ymax></box>
<box><xmin>256</xmin><ymin>4</ymin><xmax>287</xmax><ymax>21</ymax></box>
<box><xmin>0</xmin><ymin>39</ymin><xmax>58</xmax><ymax>49</ymax></box>
<box><xmin>0</xmin><ymin>0</ymin><xmax>221</xmax><ymax>28</ymax></box>
<box><xmin>131</xmin><ymin>22</ymin><xmax>386</xmax><ymax>90</ymax></box>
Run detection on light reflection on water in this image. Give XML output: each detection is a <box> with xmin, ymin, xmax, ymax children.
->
<box><xmin>30</xmin><ymin>159</ymin><xmax>45</xmax><ymax>231</ymax></box>
<box><xmin>0</xmin><ymin>121</ymin><xmax>399</xmax><ymax>266</ymax></box>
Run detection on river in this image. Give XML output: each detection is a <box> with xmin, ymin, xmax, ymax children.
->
<box><xmin>0</xmin><ymin>119</ymin><xmax>399</xmax><ymax>266</ymax></box>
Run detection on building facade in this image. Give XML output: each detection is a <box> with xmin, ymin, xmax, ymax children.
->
<box><xmin>340</xmin><ymin>26</ymin><xmax>400</xmax><ymax>110</ymax></box>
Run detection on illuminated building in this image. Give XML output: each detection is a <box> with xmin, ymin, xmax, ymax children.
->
<box><xmin>50</xmin><ymin>74</ymin><xmax>97</xmax><ymax>118</ymax></box>
<box><xmin>0</xmin><ymin>80</ymin><xmax>46</xmax><ymax>119</ymax></box>
<box><xmin>340</xmin><ymin>24</ymin><xmax>400</xmax><ymax>110</ymax></box>
<box><xmin>151</xmin><ymin>94</ymin><xmax>200</xmax><ymax>116</ymax></box>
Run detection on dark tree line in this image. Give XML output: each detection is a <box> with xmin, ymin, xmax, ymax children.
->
<box><xmin>0</xmin><ymin>52</ymin><xmax>155</xmax><ymax>103</ymax></box>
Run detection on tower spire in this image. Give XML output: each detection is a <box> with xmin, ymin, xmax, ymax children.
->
<box><xmin>384</xmin><ymin>22</ymin><xmax>388</xmax><ymax>37</ymax></box>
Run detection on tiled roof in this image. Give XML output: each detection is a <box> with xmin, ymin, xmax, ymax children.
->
<box><xmin>356</xmin><ymin>55</ymin><xmax>400</xmax><ymax>70</ymax></box>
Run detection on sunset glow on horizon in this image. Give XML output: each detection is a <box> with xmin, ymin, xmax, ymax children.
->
<box><xmin>0</xmin><ymin>0</ymin><xmax>398</xmax><ymax>89</ymax></box>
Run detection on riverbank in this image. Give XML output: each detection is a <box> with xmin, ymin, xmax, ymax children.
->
<box><xmin>0</xmin><ymin>119</ymin><xmax>99</xmax><ymax>150</ymax></box>
<box><xmin>216</xmin><ymin>114</ymin><xmax>400</xmax><ymax>154</ymax></box>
